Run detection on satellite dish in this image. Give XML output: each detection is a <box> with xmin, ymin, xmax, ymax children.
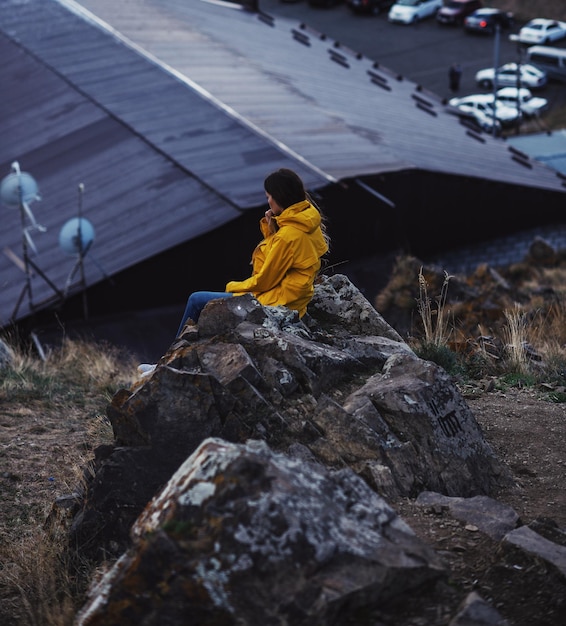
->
<box><xmin>59</xmin><ymin>217</ymin><xmax>95</xmax><ymax>256</ymax></box>
<box><xmin>0</xmin><ymin>171</ymin><xmax>40</xmax><ymax>207</ymax></box>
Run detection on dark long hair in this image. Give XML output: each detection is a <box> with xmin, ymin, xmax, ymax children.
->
<box><xmin>263</xmin><ymin>168</ymin><xmax>330</xmax><ymax>251</ymax></box>
<box><xmin>263</xmin><ymin>168</ymin><xmax>306</xmax><ymax>209</ymax></box>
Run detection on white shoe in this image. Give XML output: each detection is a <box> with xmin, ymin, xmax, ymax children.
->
<box><xmin>137</xmin><ymin>363</ymin><xmax>157</xmax><ymax>375</ymax></box>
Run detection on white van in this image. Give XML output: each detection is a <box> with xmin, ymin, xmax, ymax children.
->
<box><xmin>526</xmin><ymin>46</ymin><xmax>566</xmax><ymax>83</ymax></box>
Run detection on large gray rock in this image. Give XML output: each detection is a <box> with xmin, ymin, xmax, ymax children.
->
<box><xmin>75</xmin><ymin>438</ymin><xmax>446</xmax><ymax>626</ymax></box>
<box><xmin>68</xmin><ymin>275</ymin><xmax>512</xmax><ymax>562</ymax></box>
<box><xmin>415</xmin><ymin>492</ymin><xmax>520</xmax><ymax>541</ymax></box>
<box><xmin>504</xmin><ymin>525</ymin><xmax>566</xmax><ymax>577</ymax></box>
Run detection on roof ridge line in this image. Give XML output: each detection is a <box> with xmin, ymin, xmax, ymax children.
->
<box><xmin>55</xmin><ymin>0</ymin><xmax>337</xmax><ymax>184</ymax></box>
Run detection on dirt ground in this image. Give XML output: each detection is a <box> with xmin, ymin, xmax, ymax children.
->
<box><xmin>391</xmin><ymin>384</ymin><xmax>566</xmax><ymax>626</ymax></box>
<box><xmin>1</xmin><ymin>371</ymin><xmax>565</xmax><ymax>625</ymax></box>
<box><xmin>465</xmin><ymin>385</ymin><xmax>566</xmax><ymax>529</ymax></box>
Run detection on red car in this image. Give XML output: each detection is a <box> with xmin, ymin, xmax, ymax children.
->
<box><xmin>464</xmin><ymin>7</ymin><xmax>514</xmax><ymax>35</ymax></box>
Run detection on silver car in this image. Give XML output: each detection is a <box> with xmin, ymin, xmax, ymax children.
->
<box><xmin>448</xmin><ymin>93</ymin><xmax>522</xmax><ymax>127</ymax></box>
<box><xmin>495</xmin><ymin>87</ymin><xmax>548</xmax><ymax>118</ymax></box>
<box><xmin>388</xmin><ymin>0</ymin><xmax>442</xmax><ymax>25</ymax></box>
<box><xmin>475</xmin><ymin>63</ymin><xmax>548</xmax><ymax>90</ymax></box>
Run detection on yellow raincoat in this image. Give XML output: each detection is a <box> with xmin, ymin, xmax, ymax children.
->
<box><xmin>225</xmin><ymin>200</ymin><xmax>328</xmax><ymax>317</ymax></box>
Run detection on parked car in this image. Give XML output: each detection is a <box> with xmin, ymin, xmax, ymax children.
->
<box><xmin>462</xmin><ymin>108</ymin><xmax>502</xmax><ymax>134</ymax></box>
<box><xmin>436</xmin><ymin>0</ymin><xmax>482</xmax><ymax>26</ymax></box>
<box><xmin>346</xmin><ymin>0</ymin><xmax>394</xmax><ymax>14</ymax></box>
<box><xmin>475</xmin><ymin>63</ymin><xmax>548</xmax><ymax>90</ymax></box>
<box><xmin>464</xmin><ymin>7</ymin><xmax>513</xmax><ymax>35</ymax></box>
<box><xmin>526</xmin><ymin>45</ymin><xmax>566</xmax><ymax>83</ymax></box>
<box><xmin>387</xmin><ymin>0</ymin><xmax>442</xmax><ymax>25</ymax></box>
<box><xmin>448</xmin><ymin>93</ymin><xmax>522</xmax><ymax>127</ymax></box>
<box><xmin>445</xmin><ymin>100</ymin><xmax>502</xmax><ymax>134</ymax></box>
<box><xmin>516</xmin><ymin>18</ymin><xmax>566</xmax><ymax>45</ymax></box>
<box><xmin>495</xmin><ymin>87</ymin><xmax>548</xmax><ymax>118</ymax></box>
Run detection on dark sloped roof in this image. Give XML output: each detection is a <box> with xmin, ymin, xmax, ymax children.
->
<box><xmin>0</xmin><ymin>0</ymin><xmax>329</xmax><ymax>326</ymax></box>
<box><xmin>65</xmin><ymin>0</ymin><xmax>566</xmax><ymax>190</ymax></box>
<box><xmin>0</xmin><ymin>0</ymin><xmax>563</xmax><ymax>328</ymax></box>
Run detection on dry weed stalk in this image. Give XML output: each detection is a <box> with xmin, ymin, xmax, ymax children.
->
<box><xmin>417</xmin><ymin>267</ymin><xmax>453</xmax><ymax>348</ymax></box>
<box><xmin>502</xmin><ymin>305</ymin><xmax>529</xmax><ymax>374</ymax></box>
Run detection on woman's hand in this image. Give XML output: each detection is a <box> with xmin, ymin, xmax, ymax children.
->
<box><xmin>265</xmin><ymin>209</ymin><xmax>278</xmax><ymax>234</ymax></box>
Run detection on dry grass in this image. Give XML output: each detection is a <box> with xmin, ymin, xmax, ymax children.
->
<box><xmin>2</xmin><ymin>531</ymin><xmax>77</xmax><ymax>626</ymax></box>
<box><xmin>410</xmin><ymin>264</ymin><xmax>566</xmax><ymax>390</ymax></box>
<box><xmin>502</xmin><ymin>305</ymin><xmax>529</xmax><ymax>373</ymax></box>
<box><xmin>416</xmin><ymin>267</ymin><xmax>454</xmax><ymax>348</ymax></box>
<box><xmin>0</xmin><ymin>336</ymin><xmax>137</xmax><ymax>626</ymax></box>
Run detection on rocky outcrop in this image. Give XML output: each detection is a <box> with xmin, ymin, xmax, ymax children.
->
<box><xmin>69</xmin><ymin>275</ymin><xmax>512</xmax><ymax>564</ymax></box>
<box><xmin>75</xmin><ymin>438</ymin><xmax>446</xmax><ymax>626</ymax></box>
<box><xmin>66</xmin><ymin>273</ymin><xmax>563</xmax><ymax>626</ymax></box>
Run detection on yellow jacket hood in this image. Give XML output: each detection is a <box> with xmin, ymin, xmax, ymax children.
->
<box><xmin>225</xmin><ymin>200</ymin><xmax>328</xmax><ymax>317</ymax></box>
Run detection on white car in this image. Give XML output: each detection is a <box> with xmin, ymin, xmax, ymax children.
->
<box><xmin>516</xmin><ymin>18</ymin><xmax>566</xmax><ymax>45</ymax></box>
<box><xmin>495</xmin><ymin>87</ymin><xmax>548</xmax><ymax>118</ymax></box>
<box><xmin>448</xmin><ymin>94</ymin><xmax>522</xmax><ymax>127</ymax></box>
<box><xmin>475</xmin><ymin>63</ymin><xmax>548</xmax><ymax>90</ymax></box>
<box><xmin>388</xmin><ymin>0</ymin><xmax>442</xmax><ymax>25</ymax></box>
<box><xmin>462</xmin><ymin>108</ymin><xmax>502</xmax><ymax>135</ymax></box>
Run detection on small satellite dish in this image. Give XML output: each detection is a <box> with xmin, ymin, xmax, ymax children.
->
<box><xmin>0</xmin><ymin>171</ymin><xmax>40</xmax><ymax>207</ymax></box>
<box><xmin>59</xmin><ymin>217</ymin><xmax>95</xmax><ymax>256</ymax></box>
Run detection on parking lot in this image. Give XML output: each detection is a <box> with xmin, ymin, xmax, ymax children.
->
<box><xmin>260</xmin><ymin>1</ymin><xmax>566</xmax><ymax>131</ymax></box>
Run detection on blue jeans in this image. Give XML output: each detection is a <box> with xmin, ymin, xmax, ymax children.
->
<box><xmin>176</xmin><ymin>291</ymin><xmax>233</xmax><ymax>337</ymax></box>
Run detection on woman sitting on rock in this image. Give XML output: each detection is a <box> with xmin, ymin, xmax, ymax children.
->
<box><xmin>139</xmin><ymin>168</ymin><xmax>330</xmax><ymax>374</ymax></box>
